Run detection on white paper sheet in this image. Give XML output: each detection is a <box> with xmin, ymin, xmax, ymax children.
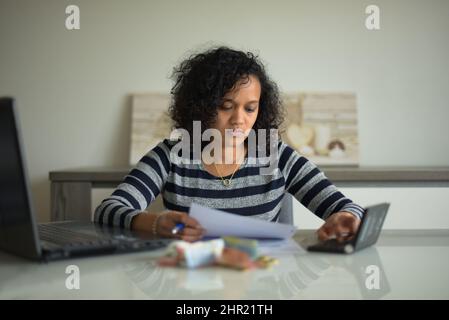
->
<box><xmin>189</xmin><ymin>202</ymin><xmax>297</xmax><ymax>239</ymax></box>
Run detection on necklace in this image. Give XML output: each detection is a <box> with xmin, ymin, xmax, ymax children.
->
<box><xmin>213</xmin><ymin>159</ymin><xmax>243</xmax><ymax>187</ymax></box>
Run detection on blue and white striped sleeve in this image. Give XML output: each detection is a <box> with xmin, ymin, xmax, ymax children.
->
<box><xmin>94</xmin><ymin>140</ymin><xmax>172</xmax><ymax>229</ymax></box>
<box><xmin>278</xmin><ymin>142</ymin><xmax>364</xmax><ymax>220</ymax></box>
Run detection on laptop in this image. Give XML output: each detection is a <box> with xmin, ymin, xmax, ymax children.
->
<box><xmin>0</xmin><ymin>97</ymin><xmax>171</xmax><ymax>261</ymax></box>
<box><xmin>307</xmin><ymin>203</ymin><xmax>390</xmax><ymax>254</ymax></box>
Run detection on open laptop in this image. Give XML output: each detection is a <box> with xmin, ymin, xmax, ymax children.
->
<box><xmin>0</xmin><ymin>97</ymin><xmax>171</xmax><ymax>261</ymax></box>
<box><xmin>307</xmin><ymin>203</ymin><xmax>390</xmax><ymax>254</ymax></box>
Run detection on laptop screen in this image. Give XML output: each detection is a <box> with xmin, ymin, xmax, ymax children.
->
<box><xmin>0</xmin><ymin>97</ymin><xmax>41</xmax><ymax>259</ymax></box>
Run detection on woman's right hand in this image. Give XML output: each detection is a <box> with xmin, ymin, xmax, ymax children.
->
<box><xmin>155</xmin><ymin>210</ymin><xmax>206</xmax><ymax>242</ymax></box>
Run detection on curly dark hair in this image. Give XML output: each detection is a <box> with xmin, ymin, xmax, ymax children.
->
<box><xmin>168</xmin><ymin>46</ymin><xmax>284</xmax><ymax>149</ymax></box>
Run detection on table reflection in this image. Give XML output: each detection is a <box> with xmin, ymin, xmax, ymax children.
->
<box><xmin>122</xmin><ymin>243</ymin><xmax>390</xmax><ymax>299</ymax></box>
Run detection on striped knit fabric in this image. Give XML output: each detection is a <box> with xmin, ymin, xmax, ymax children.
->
<box><xmin>94</xmin><ymin>139</ymin><xmax>364</xmax><ymax>229</ymax></box>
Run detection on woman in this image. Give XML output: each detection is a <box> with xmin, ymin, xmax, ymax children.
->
<box><xmin>94</xmin><ymin>47</ymin><xmax>364</xmax><ymax>242</ymax></box>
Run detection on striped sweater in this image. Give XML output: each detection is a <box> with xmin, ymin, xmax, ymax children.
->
<box><xmin>94</xmin><ymin>139</ymin><xmax>364</xmax><ymax>229</ymax></box>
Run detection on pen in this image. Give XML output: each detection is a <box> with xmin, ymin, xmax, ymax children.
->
<box><xmin>172</xmin><ymin>223</ymin><xmax>185</xmax><ymax>235</ymax></box>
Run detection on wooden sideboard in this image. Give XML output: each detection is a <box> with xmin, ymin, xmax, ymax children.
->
<box><xmin>49</xmin><ymin>166</ymin><xmax>449</xmax><ymax>221</ymax></box>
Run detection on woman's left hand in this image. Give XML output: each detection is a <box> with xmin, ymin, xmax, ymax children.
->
<box><xmin>317</xmin><ymin>211</ymin><xmax>361</xmax><ymax>242</ymax></box>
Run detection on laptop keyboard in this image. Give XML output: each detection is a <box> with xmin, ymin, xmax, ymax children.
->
<box><xmin>38</xmin><ymin>224</ymin><xmax>113</xmax><ymax>246</ymax></box>
<box><xmin>38</xmin><ymin>224</ymin><xmax>171</xmax><ymax>252</ymax></box>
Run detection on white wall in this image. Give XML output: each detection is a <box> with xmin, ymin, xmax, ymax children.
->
<box><xmin>292</xmin><ymin>187</ymin><xmax>449</xmax><ymax>229</ymax></box>
<box><xmin>1</xmin><ymin>0</ymin><xmax>448</xmax><ymax>223</ymax></box>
